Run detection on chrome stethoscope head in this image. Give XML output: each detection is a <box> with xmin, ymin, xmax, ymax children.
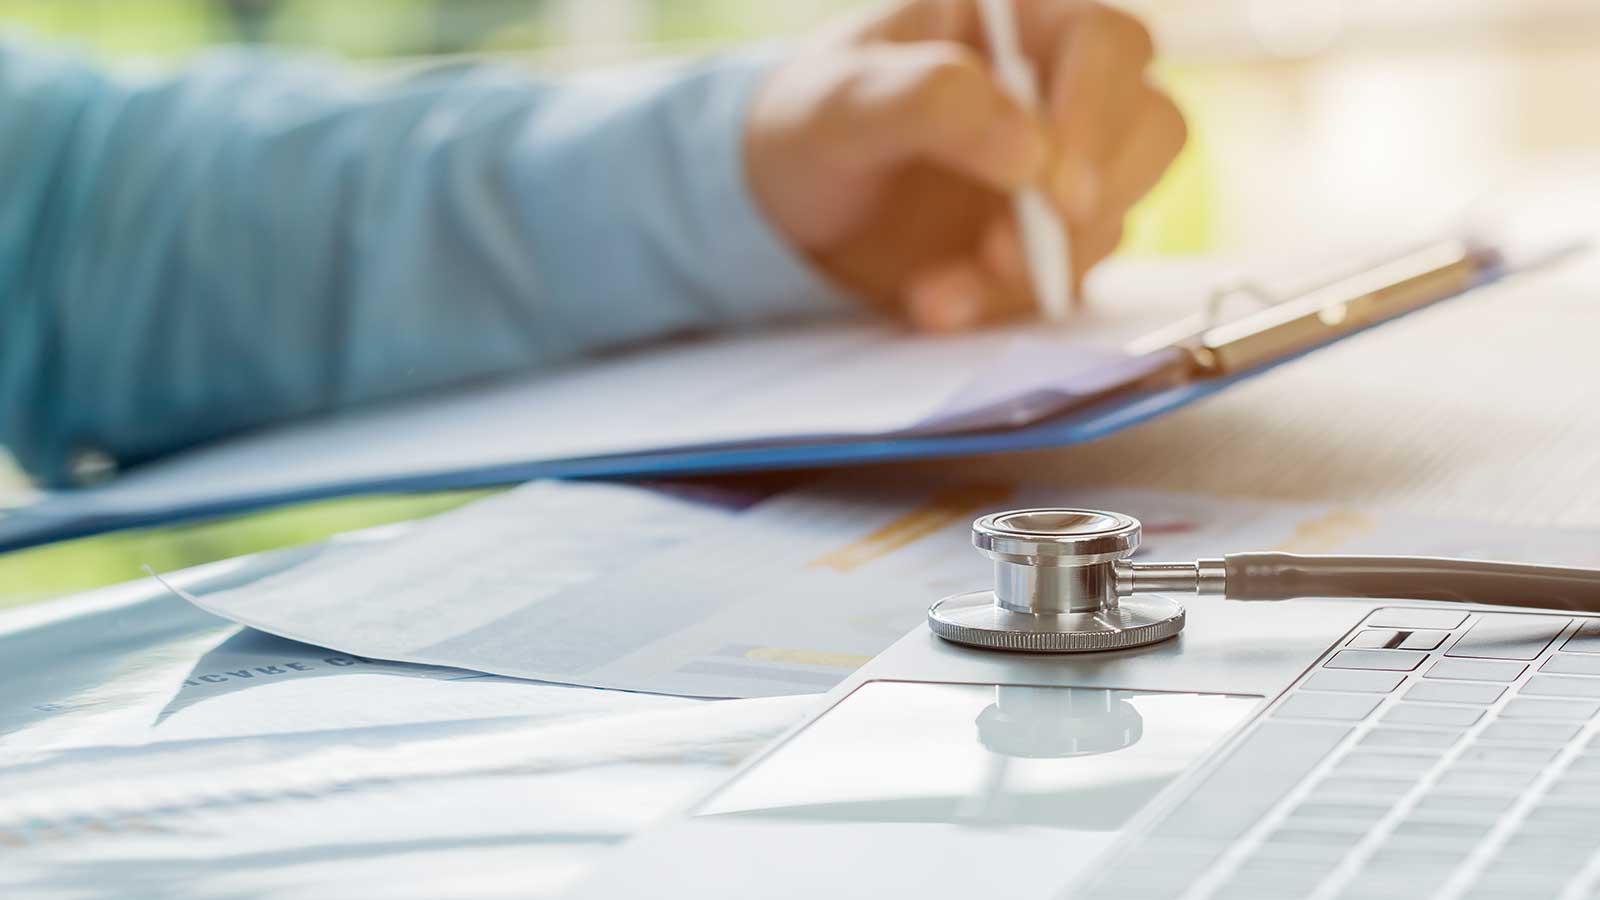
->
<box><xmin>927</xmin><ymin>509</ymin><xmax>1187</xmax><ymax>653</ymax></box>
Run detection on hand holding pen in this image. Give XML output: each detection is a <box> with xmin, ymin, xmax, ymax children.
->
<box><xmin>746</xmin><ymin>0</ymin><xmax>1187</xmax><ymax>331</ymax></box>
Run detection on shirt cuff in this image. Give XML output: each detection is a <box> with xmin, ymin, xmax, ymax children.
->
<box><xmin>684</xmin><ymin>47</ymin><xmax>857</xmax><ymax>324</ymax></box>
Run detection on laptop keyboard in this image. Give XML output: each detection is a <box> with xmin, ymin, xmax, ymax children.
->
<box><xmin>1075</xmin><ymin>608</ymin><xmax>1600</xmax><ymax>900</ymax></box>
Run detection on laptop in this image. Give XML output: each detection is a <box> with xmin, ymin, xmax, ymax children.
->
<box><xmin>565</xmin><ymin>596</ymin><xmax>1600</xmax><ymax>899</ymax></box>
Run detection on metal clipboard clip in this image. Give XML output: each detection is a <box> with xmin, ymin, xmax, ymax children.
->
<box><xmin>1125</xmin><ymin>240</ymin><xmax>1500</xmax><ymax>378</ymax></box>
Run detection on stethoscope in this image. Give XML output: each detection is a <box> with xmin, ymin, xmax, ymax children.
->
<box><xmin>928</xmin><ymin>508</ymin><xmax>1600</xmax><ymax>653</ymax></box>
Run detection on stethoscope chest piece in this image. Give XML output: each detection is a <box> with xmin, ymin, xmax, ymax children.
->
<box><xmin>928</xmin><ymin>509</ymin><xmax>1186</xmax><ymax>653</ymax></box>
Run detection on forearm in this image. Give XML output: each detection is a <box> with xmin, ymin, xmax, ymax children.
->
<box><xmin>0</xmin><ymin>42</ymin><xmax>847</xmax><ymax>485</ymax></box>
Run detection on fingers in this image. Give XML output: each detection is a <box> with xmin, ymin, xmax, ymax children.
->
<box><xmin>905</xmin><ymin>262</ymin><xmax>992</xmax><ymax>332</ymax></box>
<box><xmin>813</xmin><ymin>42</ymin><xmax>1048</xmax><ymax>192</ymax></box>
<box><xmin>1070</xmin><ymin>218</ymin><xmax>1124</xmax><ymax>292</ymax></box>
<box><xmin>810</xmin><ymin>1</ymin><xmax>1181</xmax><ymax>316</ymax></box>
<box><xmin>902</xmin><ymin>214</ymin><xmax>1035</xmax><ymax>332</ymax></box>
<box><xmin>903</xmin><ymin>201</ymin><xmax>1131</xmax><ymax>333</ymax></box>
<box><xmin>906</xmin><ymin>258</ymin><xmax>1034</xmax><ymax>333</ymax></box>
<box><xmin>839</xmin><ymin>1</ymin><xmax>1176</xmax><ymax>225</ymax></box>
<box><xmin>989</xmin><ymin>199</ymin><xmax>1125</xmax><ymax>299</ymax></box>
<box><xmin>1046</xmin><ymin>4</ymin><xmax>1157</xmax><ymax>224</ymax></box>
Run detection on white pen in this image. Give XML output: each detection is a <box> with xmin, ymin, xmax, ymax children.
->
<box><xmin>976</xmin><ymin>0</ymin><xmax>1074</xmax><ymax>321</ymax></box>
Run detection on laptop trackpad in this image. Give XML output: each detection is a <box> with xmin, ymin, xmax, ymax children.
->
<box><xmin>693</xmin><ymin>681</ymin><xmax>1260</xmax><ymax>897</ymax></box>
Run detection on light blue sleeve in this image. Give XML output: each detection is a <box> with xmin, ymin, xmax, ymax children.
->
<box><xmin>0</xmin><ymin>40</ymin><xmax>852</xmax><ymax>486</ymax></box>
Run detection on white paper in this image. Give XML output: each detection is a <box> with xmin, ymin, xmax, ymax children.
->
<box><xmin>176</xmin><ymin>477</ymin><xmax>1600</xmax><ymax>700</ymax></box>
<box><xmin>0</xmin><ymin>693</ymin><xmax>815</xmax><ymax>900</ymax></box>
<box><xmin>0</xmin><ymin>595</ymin><xmax>695</xmax><ymax>760</ymax></box>
<box><xmin>178</xmin><ymin>479</ymin><xmax>967</xmax><ymax>698</ymax></box>
<box><xmin>0</xmin><ymin>513</ymin><xmax>813</xmax><ymax>899</ymax></box>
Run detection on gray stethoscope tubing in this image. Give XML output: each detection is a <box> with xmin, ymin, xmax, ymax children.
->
<box><xmin>927</xmin><ymin>508</ymin><xmax>1600</xmax><ymax>653</ymax></box>
<box><xmin>1125</xmin><ymin>553</ymin><xmax>1600</xmax><ymax>610</ymax></box>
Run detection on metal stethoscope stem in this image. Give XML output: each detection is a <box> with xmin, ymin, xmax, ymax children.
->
<box><xmin>929</xmin><ymin>508</ymin><xmax>1600</xmax><ymax>653</ymax></box>
<box><xmin>1115</xmin><ymin>559</ymin><xmax>1227</xmax><ymax>597</ymax></box>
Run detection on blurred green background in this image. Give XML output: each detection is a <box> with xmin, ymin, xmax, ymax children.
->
<box><xmin>2</xmin><ymin>0</ymin><xmax>1596</xmax><ymax>607</ymax></box>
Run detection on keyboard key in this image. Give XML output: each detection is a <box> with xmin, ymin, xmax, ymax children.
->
<box><xmin>1211</xmin><ymin>886</ymin><xmax>1292</xmax><ymax>900</ymax></box>
<box><xmin>1306</xmin><ymin>788</ymin><xmax>1399</xmax><ymax>809</ymax></box>
<box><xmin>1390</xmin><ymin>818</ymin><xmax>1494</xmax><ymax>842</ymax></box>
<box><xmin>1350</xmin><ymin>629</ymin><xmax>1450</xmax><ymax>651</ymax></box>
<box><xmin>1368</xmin><ymin>609</ymin><xmax>1467</xmax><ymax>630</ymax></box>
<box><xmin>1435</xmin><ymin>769</ymin><xmax>1539</xmax><ymax>792</ymax></box>
<box><xmin>1223</xmin><ymin>864</ymin><xmax>1326</xmax><ymax>893</ymax></box>
<box><xmin>1251</xmin><ymin>839</ymin><xmax>1353</xmax><ymax>863</ymax></box>
<box><xmin>1360</xmin><ymin>728</ymin><xmax>1462</xmax><ymax>750</ymax></box>
<box><xmin>1264</xmin><ymin>826</ymin><xmax>1364</xmax><ymax>847</ymax></box>
<box><xmin>1315</xmin><ymin>775</ymin><xmax>1417</xmax><ymax>797</ymax></box>
<box><xmin>1481</xmin><ymin>853</ymin><xmax>1580</xmax><ymax>876</ymax></box>
<box><xmin>1366</xmin><ymin>846</ymin><xmax>1471</xmax><ymax>869</ymax></box>
<box><xmin>1404</xmin><ymin>681</ymin><xmax>1505</xmax><ymax>705</ymax></box>
<box><xmin>1340</xmin><ymin>873</ymin><xmax>1452</xmax><ymax>899</ymax></box>
<box><xmin>1541</xmin><ymin>654</ymin><xmax>1600</xmax><ymax>676</ymax></box>
<box><xmin>1413</xmin><ymin>793</ymin><xmax>1514</xmax><ymax>817</ymax></box>
<box><xmin>1504</xmin><ymin>829</ymin><xmax>1597</xmax><ymax>849</ymax></box>
<box><xmin>1501</xmin><ymin>833</ymin><xmax>1600</xmax><ymax>857</ymax></box>
<box><xmin>1522</xmin><ymin>675</ymin><xmax>1600</xmax><ymax>699</ymax></box>
<box><xmin>1302</xmin><ymin>670</ymin><xmax>1406</xmax><ymax>694</ymax></box>
<box><xmin>1553</xmin><ymin>773</ymin><xmax>1600</xmax><ymax>795</ymax></box>
<box><xmin>1561</xmin><ymin>619</ymin><xmax>1600</xmax><ymax>653</ymax></box>
<box><xmin>1334</xmin><ymin>751</ymin><xmax>1442</xmax><ymax>775</ymax></box>
<box><xmin>1153</xmin><ymin>721</ymin><xmax>1351</xmax><ymax>839</ymax></box>
<box><xmin>1499</xmin><ymin>698</ymin><xmax>1600</xmax><ymax>720</ymax></box>
<box><xmin>1460</xmin><ymin>889</ymin><xmax>1545</xmax><ymax>900</ymax></box>
<box><xmin>1456</xmin><ymin>743</ymin><xmax>1561</xmax><ymax>766</ymax></box>
<box><xmin>1214</xmin><ymin>878</ymin><xmax>1319</xmax><ymax>900</ymax></box>
<box><xmin>1382</xmin><ymin>703</ymin><xmax>1483</xmax><ymax>727</ymax></box>
<box><xmin>1556</xmin><ymin>773</ymin><xmax>1600</xmax><ymax>797</ymax></box>
<box><xmin>1427</xmin><ymin>659</ymin><xmax>1527</xmax><ymax>682</ymax></box>
<box><xmin>1280</xmin><ymin>813</ymin><xmax>1375</xmax><ymax>835</ymax></box>
<box><xmin>1225</xmin><ymin>861</ymin><xmax>1327</xmax><ymax>883</ymax></box>
<box><xmin>1446</xmin><ymin>614</ymin><xmax>1569</xmax><ymax>660</ymax></box>
<box><xmin>1235</xmin><ymin>852</ymin><xmax>1341</xmax><ymax>875</ymax></box>
<box><xmin>1275</xmin><ymin>692</ymin><xmax>1385</xmax><ymax>722</ymax></box>
<box><xmin>1364</xmin><ymin>858</ymin><xmax>1460</xmax><ymax>880</ymax></box>
<box><xmin>1326</xmin><ymin>650</ymin><xmax>1429</xmax><ymax>671</ymax></box>
<box><xmin>1466</xmin><ymin>870</ymin><xmax>1577</xmax><ymax>895</ymax></box>
<box><xmin>1524</xmin><ymin>805</ymin><xmax>1600</xmax><ymax>828</ymax></box>
<box><xmin>1292</xmin><ymin>801</ymin><xmax>1392</xmax><ymax>822</ymax></box>
<box><xmin>1478</xmin><ymin>721</ymin><xmax>1583</xmax><ymax>745</ymax></box>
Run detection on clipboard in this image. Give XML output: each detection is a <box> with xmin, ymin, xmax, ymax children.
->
<box><xmin>0</xmin><ymin>240</ymin><xmax>1507</xmax><ymax>553</ymax></box>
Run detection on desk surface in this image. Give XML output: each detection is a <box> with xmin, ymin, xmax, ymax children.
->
<box><xmin>894</xmin><ymin>248</ymin><xmax>1600</xmax><ymax>528</ymax></box>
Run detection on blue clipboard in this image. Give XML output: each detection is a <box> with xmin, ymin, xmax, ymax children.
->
<box><xmin>0</xmin><ymin>243</ymin><xmax>1503</xmax><ymax>553</ymax></box>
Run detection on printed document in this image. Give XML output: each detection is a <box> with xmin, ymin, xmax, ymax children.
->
<box><xmin>173</xmin><ymin>477</ymin><xmax>1600</xmax><ymax>699</ymax></box>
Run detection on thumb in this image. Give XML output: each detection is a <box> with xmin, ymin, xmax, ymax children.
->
<box><xmin>813</xmin><ymin>42</ymin><xmax>1047</xmax><ymax>191</ymax></box>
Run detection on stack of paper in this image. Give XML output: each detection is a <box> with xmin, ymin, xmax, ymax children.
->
<box><xmin>170</xmin><ymin>477</ymin><xmax>1600</xmax><ymax>700</ymax></box>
